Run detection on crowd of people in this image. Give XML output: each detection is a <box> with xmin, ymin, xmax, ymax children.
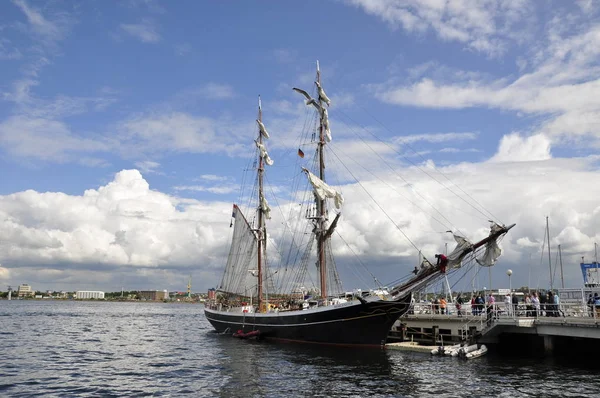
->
<box><xmin>424</xmin><ymin>290</ymin><xmax>600</xmax><ymax>318</ymax></box>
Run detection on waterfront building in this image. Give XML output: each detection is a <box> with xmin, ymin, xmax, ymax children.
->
<box><xmin>17</xmin><ymin>284</ymin><xmax>34</xmax><ymax>297</ymax></box>
<box><xmin>75</xmin><ymin>291</ymin><xmax>105</xmax><ymax>299</ymax></box>
<box><xmin>138</xmin><ymin>290</ymin><xmax>169</xmax><ymax>301</ymax></box>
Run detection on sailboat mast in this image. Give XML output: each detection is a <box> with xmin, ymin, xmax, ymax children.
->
<box><xmin>316</xmin><ymin>60</ymin><xmax>327</xmax><ymax>299</ymax></box>
<box><xmin>546</xmin><ymin>216</ymin><xmax>553</xmax><ymax>290</ymax></box>
<box><xmin>257</xmin><ymin>96</ymin><xmax>264</xmax><ymax>311</ymax></box>
<box><xmin>558</xmin><ymin>244</ymin><xmax>564</xmax><ymax>289</ymax></box>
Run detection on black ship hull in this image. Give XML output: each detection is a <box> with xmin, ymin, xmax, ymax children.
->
<box><xmin>204</xmin><ymin>293</ymin><xmax>412</xmax><ymax>347</ymax></box>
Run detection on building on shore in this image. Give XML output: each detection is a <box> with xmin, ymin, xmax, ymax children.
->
<box><xmin>75</xmin><ymin>291</ymin><xmax>105</xmax><ymax>299</ymax></box>
<box><xmin>17</xmin><ymin>284</ymin><xmax>34</xmax><ymax>297</ymax></box>
<box><xmin>139</xmin><ymin>290</ymin><xmax>169</xmax><ymax>301</ymax></box>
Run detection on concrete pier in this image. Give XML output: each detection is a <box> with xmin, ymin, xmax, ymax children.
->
<box><xmin>390</xmin><ymin>303</ymin><xmax>600</xmax><ymax>356</ymax></box>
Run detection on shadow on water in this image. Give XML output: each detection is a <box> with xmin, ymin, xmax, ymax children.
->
<box><xmin>208</xmin><ymin>334</ymin><xmax>418</xmax><ymax>397</ymax></box>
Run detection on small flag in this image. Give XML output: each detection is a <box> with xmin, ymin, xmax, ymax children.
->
<box><xmin>298</xmin><ymin>148</ymin><xmax>304</xmax><ymax>158</ymax></box>
<box><xmin>231</xmin><ymin>204</ymin><xmax>237</xmax><ymax>218</ymax></box>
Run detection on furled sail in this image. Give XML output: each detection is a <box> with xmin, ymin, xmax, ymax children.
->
<box><xmin>315</xmin><ymin>81</ymin><xmax>331</xmax><ymax>106</ymax></box>
<box><xmin>303</xmin><ymin>169</ymin><xmax>344</xmax><ymax>209</ymax></box>
<box><xmin>218</xmin><ymin>205</ymin><xmax>259</xmax><ymax>296</ymax></box>
<box><xmin>261</xmin><ymin>194</ymin><xmax>271</xmax><ymax>219</ymax></box>
<box><xmin>447</xmin><ymin>234</ymin><xmax>473</xmax><ymax>269</ymax></box>
<box><xmin>255</xmin><ymin>141</ymin><xmax>274</xmax><ymax>166</ymax></box>
<box><xmin>256</xmin><ymin>119</ymin><xmax>270</xmax><ymax>139</ymax></box>
<box><xmin>321</xmin><ymin>108</ymin><xmax>332</xmax><ymax>142</ymax></box>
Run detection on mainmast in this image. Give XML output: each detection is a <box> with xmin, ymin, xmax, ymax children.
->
<box><xmin>257</xmin><ymin>96</ymin><xmax>265</xmax><ymax>311</ymax></box>
<box><xmin>316</xmin><ymin>60</ymin><xmax>327</xmax><ymax>299</ymax></box>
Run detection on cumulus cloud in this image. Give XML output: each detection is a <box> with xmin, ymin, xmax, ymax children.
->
<box><xmin>0</xmin><ymin>170</ymin><xmax>233</xmax><ymax>287</ymax></box>
<box><xmin>489</xmin><ymin>133</ymin><xmax>552</xmax><ymax>162</ymax></box>
<box><xmin>1</xmin><ymin>155</ymin><xmax>599</xmax><ymax>292</ymax></box>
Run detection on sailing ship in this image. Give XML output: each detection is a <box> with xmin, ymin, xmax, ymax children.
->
<box><xmin>204</xmin><ymin>61</ymin><xmax>515</xmax><ymax>347</ymax></box>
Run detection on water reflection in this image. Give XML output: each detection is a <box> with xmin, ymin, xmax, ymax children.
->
<box><xmin>211</xmin><ymin>336</ymin><xmax>419</xmax><ymax>397</ymax></box>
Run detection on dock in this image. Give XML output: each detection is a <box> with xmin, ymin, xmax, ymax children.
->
<box><xmin>390</xmin><ymin>302</ymin><xmax>600</xmax><ymax>355</ymax></box>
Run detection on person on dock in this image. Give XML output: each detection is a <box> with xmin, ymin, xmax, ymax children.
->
<box><xmin>512</xmin><ymin>293</ymin><xmax>519</xmax><ymax>316</ymax></box>
<box><xmin>484</xmin><ymin>293</ymin><xmax>496</xmax><ymax>326</ymax></box>
<box><xmin>475</xmin><ymin>294</ymin><xmax>485</xmax><ymax>315</ymax></box>
<box><xmin>455</xmin><ymin>295</ymin><xmax>464</xmax><ymax>317</ymax></box>
<box><xmin>553</xmin><ymin>291</ymin><xmax>562</xmax><ymax>317</ymax></box>
<box><xmin>504</xmin><ymin>293</ymin><xmax>511</xmax><ymax>316</ymax></box>
<box><xmin>439</xmin><ymin>297</ymin><xmax>447</xmax><ymax>315</ymax></box>
<box><xmin>531</xmin><ymin>292</ymin><xmax>540</xmax><ymax>317</ymax></box>
<box><xmin>435</xmin><ymin>254</ymin><xmax>448</xmax><ymax>273</ymax></box>
<box><xmin>547</xmin><ymin>291</ymin><xmax>556</xmax><ymax>317</ymax></box>
<box><xmin>525</xmin><ymin>294</ymin><xmax>532</xmax><ymax>317</ymax></box>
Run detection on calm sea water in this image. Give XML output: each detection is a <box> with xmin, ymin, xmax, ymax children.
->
<box><xmin>1</xmin><ymin>300</ymin><xmax>599</xmax><ymax>397</ymax></box>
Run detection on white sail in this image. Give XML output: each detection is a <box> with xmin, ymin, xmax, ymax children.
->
<box><xmin>476</xmin><ymin>223</ymin><xmax>504</xmax><ymax>267</ymax></box>
<box><xmin>476</xmin><ymin>239</ymin><xmax>501</xmax><ymax>267</ymax></box>
<box><xmin>219</xmin><ymin>206</ymin><xmax>259</xmax><ymax>296</ymax></box>
<box><xmin>255</xmin><ymin>141</ymin><xmax>274</xmax><ymax>166</ymax></box>
<box><xmin>256</xmin><ymin>119</ymin><xmax>270</xmax><ymax>139</ymax></box>
<box><xmin>304</xmin><ymin>169</ymin><xmax>343</xmax><ymax>209</ymax></box>
<box><xmin>447</xmin><ymin>234</ymin><xmax>473</xmax><ymax>269</ymax></box>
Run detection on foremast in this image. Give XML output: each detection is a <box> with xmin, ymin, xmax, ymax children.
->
<box><xmin>316</xmin><ymin>61</ymin><xmax>327</xmax><ymax>299</ymax></box>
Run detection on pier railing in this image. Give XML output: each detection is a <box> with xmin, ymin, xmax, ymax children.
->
<box><xmin>410</xmin><ymin>301</ymin><xmax>598</xmax><ymax>321</ymax></box>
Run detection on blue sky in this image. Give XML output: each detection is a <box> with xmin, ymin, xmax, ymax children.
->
<box><xmin>1</xmin><ymin>0</ymin><xmax>599</xmax><ymax>293</ymax></box>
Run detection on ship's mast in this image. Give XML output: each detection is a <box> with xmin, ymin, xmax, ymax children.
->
<box><xmin>257</xmin><ymin>96</ymin><xmax>265</xmax><ymax>311</ymax></box>
<box><xmin>316</xmin><ymin>61</ymin><xmax>327</xmax><ymax>299</ymax></box>
<box><xmin>546</xmin><ymin>216</ymin><xmax>553</xmax><ymax>290</ymax></box>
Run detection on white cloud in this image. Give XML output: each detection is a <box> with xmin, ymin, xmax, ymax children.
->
<box><xmin>0</xmin><ymin>115</ymin><xmax>108</xmax><ymax>162</ymax></box>
<box><xmin>345</xmin><ymin>0</ymin><xmax>533</xmax><ymax>56</ymax></box>
<box><xmin>12</xmin><ymin>0</ymin><xmax>66</xmax><ymax>44</ymax></box>
<box><xmin>118</xmin><ymin>112</ymin><xmax>244</xmax><ymax>156</ymax></box>
<box><xmin>120</xmin><ymin>19</ymin><xmax>160</xmax><ymax>43</ymax></box>
<box><xmin>489</xmin><ymin>133</ymin><xmax>552</xmax><ymax>162</ymax></box>
<box><xmin>173</xmin><ymin>185</ymin><xmax>238</xmax><ymax>195</ymax></box>
<box><xmin>374</xmin><ymin>19</ymin><xmax>600</xmax><ymax>148</ymax></box>
<box><xmin>1</xmin><ymin>154</ymin><xmax>599</xmax><ymax>291</ymax></box>
<box><xmin>393</xmin><ymin>132</ymin><xmax>478</xmax><ymax>144</ymax></box>
<box><xmin>0</xmin><ymin>170</ymin><xmax>232</xmax><ymax>272</ymax></box>
<box><xmin>197</xmin><ymin>174</ymin><xmax>230</xmax><ymax>182</ymax></box>
<box><xmin>134</xmin><ymin>160</ymin><xmax>161</xmax><ymax>174</ymax></box>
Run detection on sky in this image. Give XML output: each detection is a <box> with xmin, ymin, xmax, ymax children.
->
<box><xmin>1</xmin><ymin>0</ymin><xmax>599</xmax><ymax>294</ymax></box>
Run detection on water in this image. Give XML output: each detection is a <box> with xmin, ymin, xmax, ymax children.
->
<box><xmin>1</xmin><ymin>301</ymin><xmax>599</xmax><ymax>397</ymax></box>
